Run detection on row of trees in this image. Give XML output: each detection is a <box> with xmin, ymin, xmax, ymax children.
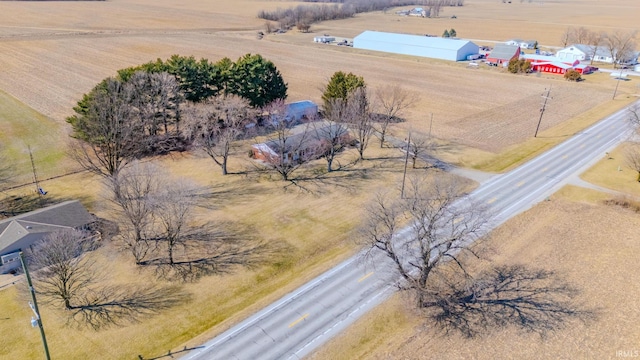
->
<box><xmin>258</xmin><ymin>0</ymin><xmax>464</xmax><ymax>30</ymax></box>
<box><xmin>67</xmin><ymin>54</ymin><xmax>287</xmax><ymax>178</ymax></box>
<box><xmin>560</xmin><ymin>27</ymin><xmax>637</xmax><ymax>67</ymax></box>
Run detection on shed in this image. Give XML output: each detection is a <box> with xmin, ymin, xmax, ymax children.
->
<box><xmin>353</xmin><ymin>31</ymin><xmax>479</xmax><ymax>61</ymax></box>
<box><xmin>0</xmin><ymin>200</ymin><xmax>94</xmax><ymax>273</ymax></box>
<box><xmin>286</xmin><ymin>101</ymin><xmax>318</xmax><ymax>122</ymax></box>
<box><xmin>486</xmin><ymin>44</ymin><xmax>520</xmax><ymax>65</ymax></box>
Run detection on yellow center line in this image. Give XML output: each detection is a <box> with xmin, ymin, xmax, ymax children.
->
<box><xmin>517</xmin><ymin>181</ymin><xmax>525</xmax><ymax>187</ymax></box>
<box><xmin>487</xmin><ymin>197</ymin><xmax>497</xmax><ymax>204</ymax></box>
<box><xmin>562</xmin><ymin>155</ymin><xmax>568</xmax><ymax>159</ymax></box>
<box><xmin>288</xmin><ymin>313</ymin><xmax>309</xmax><ymax>328</ymax></box>
<box><xmin>358</xmin><ymin>271</ymin><xmax>374</xmax><ymax>282</ymax></box>
<box><xmin>541</xmin><ymin>167</ymin><xmax>548</xmax><ymax>172</ymax></box>
<box><xmin>453</xmin><ymin>217</ymin><xmax>463</xmax><ymax>224</ymax></box>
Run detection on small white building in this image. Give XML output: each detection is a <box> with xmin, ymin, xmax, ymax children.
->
<box><xmin>314</xmin><ymin>36</ymin><xmax>335</xmax><ymax>44</ymax></box>
<box><xmin>505</xmin><ymin>39</ymin><xmax>536</xmax><ymax>49</ymax></box>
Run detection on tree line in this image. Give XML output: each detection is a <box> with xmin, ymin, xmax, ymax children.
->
<box><xmin>258</xmin><ymin>0</ymin><xmax>464</xmax><ymax>30</ymax></box>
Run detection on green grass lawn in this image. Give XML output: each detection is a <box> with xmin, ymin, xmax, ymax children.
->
<box><xmin>0</xmin><ymin>89</ymin><xmax>69</xmax><ymax>185</ymax></box>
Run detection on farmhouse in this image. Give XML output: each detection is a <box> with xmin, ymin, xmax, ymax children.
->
<box><xmin>252</xmin><ymin>124</ymin><xmax>350</xmax><ymax>165</ymax></box>
<box><xmin>353</xmin><ymin>31</ymin><xmax>479</xmax><ymax>61</ymax></box>
<box><xmin>486</xmin><ymin>44</ymin><xmax>520</xmax><ymax>66</ymax></box>
<box><xmin>556</xmin><ymin>44</ymin><xmax>614</xmax><ymax>64</ymax></box>
<box><xmin>0</xmin><ymin>200</ymin><xmax>94</xmax><ymax>274</ymax></box>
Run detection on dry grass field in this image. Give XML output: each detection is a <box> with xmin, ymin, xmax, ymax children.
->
<box><xmin>1</xmin><ymin>145</ymin><xmax>458</xmax><ymax>360</ymax></box>
<box><xmin>0</xmin><ymin>0</ymin><xmax>638</xmax><ymax>177</ymax></box>
<box><xmin>310</xmin><ymin>192</ymin><xmax>640</xmax><ymax>360</ymax></box>
<box><xmin>581</xmin><ymin>142</ymin><xmax>640</xmax><ymax>198</ymax></box>
<box><xmin>1</xmin><ymin>0</ymin><xmax>640</xmax><ymax>358</ymax></box>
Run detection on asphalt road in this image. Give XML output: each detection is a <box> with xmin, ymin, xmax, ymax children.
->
<box><xmin>182</xmin><ymin>101</ymin><xmax>637</xmax><ymax>360</ymax></box>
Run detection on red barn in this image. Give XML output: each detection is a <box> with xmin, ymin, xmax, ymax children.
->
<box><xmin>529</xmin><ymin>61</ymin><xmax>597</xmax><ymax>75</ymax></box>
<box><xmin>486</xmin><ymin>44</ymin><xmax>520</xmax><ymax>66</ymax></box>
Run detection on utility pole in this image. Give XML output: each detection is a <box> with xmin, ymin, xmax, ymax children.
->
<box><xmin>28</xmin><ymin>145</ymin><xmax>42</xmax><ymax>196</ymax></box>
<box><xmin>20</xmin><ymin>252</ymin><xmax>51</xmax><ymax>360</ymax></box>
<box><xmin>534</xmin><ymin>86</ymin><xmax>552</xmax><ymax>138</ymax></box>
<box><xmin>612</xmin><ymin>69</ymin><xmax>625</xmax><ymax>100</ymax></box>
<box><xmin>400</xmin><ymin>131</ymin><xmax>411</xmax><ymax>199</ymax></box>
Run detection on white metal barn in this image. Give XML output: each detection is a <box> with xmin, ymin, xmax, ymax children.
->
<box><xmin>353</xmin><ymin>31</ymin><xmax>479</xmax><ymax>61</ymax></box>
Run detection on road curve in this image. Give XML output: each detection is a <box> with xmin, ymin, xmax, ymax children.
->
<box><xmin>182</xmin><ymin>100</ymin><xmax>637</xmax><ymax>360</ymax></box>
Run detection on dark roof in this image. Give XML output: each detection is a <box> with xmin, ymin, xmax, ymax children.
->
<box><xmin>263</xmin><ymin>124</ymin><xmax>349</xmax><ymax>154</ymax></box>
<box><xmin>488</xmin><ymin>44</ymin><xmax>520</xmax><ymax>61</ymax></box>
<box><xmin>0</xmin><ymin>201</ymin><xmax>94</xmax><ymax>256</ymax></box>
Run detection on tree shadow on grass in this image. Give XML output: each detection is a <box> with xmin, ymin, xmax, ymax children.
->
<box><xmin>68</xmin><ymin>283</ymin><xmax>189</xmax><ymax>330</ymax></box>
<box><xmin>423</xmin><ymin>265</ymin><xmax>596</xmax><ymax>338</ymax></box>
<box><xmin>140</xmin><ymin>222</ymin><xmax>289</xmax><ymax>282</ymax></box>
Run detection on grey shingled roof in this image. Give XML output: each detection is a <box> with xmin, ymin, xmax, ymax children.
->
<box><xmin>488</xmin><ymin>44</ymin><xmax>520</xmax><ymax>61</ymax></box>
<box><xmin>0</xmin><ymin>200</ymin><xmax>94</xmax><ymax>256</ymax></box>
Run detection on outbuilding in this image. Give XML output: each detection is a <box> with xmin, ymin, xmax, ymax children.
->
<box><xmin>486</xmin><ymin>44</ymin><xmax>520</xmax><ymax>66</ymax></box>
<box><xmin>353</xmin><ymin>31</ymin><xmax>479</xmax><ymax>61</ymax></box>
<box><xmin>286</xmin><ymin>101</ymin><xmax>318</xmax><ymax>122</ymax></box>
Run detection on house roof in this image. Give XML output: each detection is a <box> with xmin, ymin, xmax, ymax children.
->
<box><xmin>354</xmin><ymin>31</ymin><xmax>476</xmax><ymax>51</ymax></box>
<box><xmin>487</xmin><ymin>44</ymin><xmax>520</xmax><ymax>60</ymax></box>
<box><xmin>255</xmin><ymin>123</ymin><xmax>349</xmax><ymax>156</ymax></box>
<box><xmin>560</xmin><ymin>44</ymin><xmax>611</xmax><ymax>59</ymax></box>
<box><xmin>522</xmin><ymin>54</ymin><xmax>559</xmax><ymax>62</ymax></box>
<box><xmin>0</xmin><ymin>201</ymin><xmax>94</xmax><ymax>256</ymax></box>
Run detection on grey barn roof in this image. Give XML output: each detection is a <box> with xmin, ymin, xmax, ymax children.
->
<box><xmin>0</xmin><ymin>200</ymin><xmax>94</xmax><ymax>257</ymax></box>
<box><xmin>488</xmin><ymin>44</ymin><xmax>520</xmax><ymax>61</ymax></box>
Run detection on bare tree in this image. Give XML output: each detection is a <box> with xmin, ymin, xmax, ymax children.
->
<box><xmin>572</xmin><ymin>26</ymin><xmax>591</xmax><ymax>44</ymax></box>
<box><xmin>27</xmin><ymin>229</ymin><xmax>187</xmax><ymax>328</ymax></box>
<box><xmin>630</xmin><ymin>104</ymin><xmax>640</xmax><ymax>128</ymax></box>
<box><xmin>625</xmin><ymin>143</ymin><xmax>640</xmax><ymax>182</ymax></box>
<box><xmin>319</xmin><ymin>99</ymin><xmax>353</xmax><ymax>172</ymax></box>
<box><xmin>560</xmin><ymin>28</ymin><xmax>572</xmax><ymax>48</ymax></box>
<box><xmin>408</xmin><ymin>133</ymin><xmax>436</xmax><ymax>169</ymax></box>
<box><xmin>361</xmin><ymin>176</ymin><xmax>490</xmax><ymax>308</ymax></box>
<box><xmin>586</xmin><ymin>30</ymin><xmax>607</xmax><ymax>65</ymax></box>
<box><xmin>108</xmin><ymin>162</ymin><xmax>166</xmax><ymax>264</ymax></box>
<box><xmin>256</xmin><ymin>100</ymin><xmax>317</xmax><ymax>181</ymax></box>
<box><xmin>127</xmin><ymin>71</ymin><xmax>184</xmax><ymax>137</ymax></box>
<box><xmin>183</xmin><ymin>95</ymin><xmax>257</xmax><ymax>175</ymax></box>
<box><xmin>604</xmin><ymin>30</ymin><xmax>637</xmax><ymax>68</ymax></box>
<box><xmin>68</xmin><ymin>78</ymin><xmax>140</xmax><ymax>178</ymax></box>
<box><xmin>373</xmin><ymin>85</ymin><xmax>417</xmax><ymax>148</ymax></box>
<box><xmin>28</xmin><ymin>229</ymin><xmax>96</xmax><ymax>310</ymax></box>
<box><xmin>150</xmin><ymin>182</ymin><xmax>199</xmax><ymax>266</ymax></box>
<box><xmin>345</xmin><ymin>87</ymin><xmax>374</xmax><ymax>161</ymax></box>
